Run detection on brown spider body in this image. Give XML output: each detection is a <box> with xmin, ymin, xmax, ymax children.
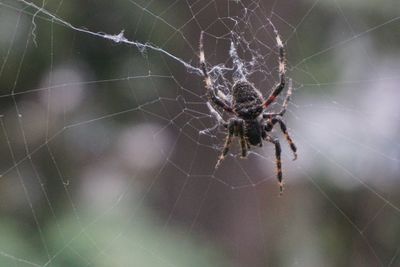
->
<box><xmin>232</xmin><ymin>81</ymin><xmax>263</xmax><ymax>120</ymax></box>
<box><xmin>232</xmin><ymin>81</ymin><xmax>264</xmax><ymax>146</ymax></box>
<box><xmin>199</xmin><ymin>30</ymin><xmax>297</xmax><ymax>194</ymax></box>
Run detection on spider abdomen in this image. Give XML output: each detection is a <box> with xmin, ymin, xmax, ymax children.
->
<box><xmin>232</xmin><ymin>81</ymin><xmax>263</xmax><ymax>120</ymax></box>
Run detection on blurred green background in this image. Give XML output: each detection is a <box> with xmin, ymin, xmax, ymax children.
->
<box><xmin>0</xmin><ymin>0</ymin><xmax>400</xmax><ymax>266</ymax></box>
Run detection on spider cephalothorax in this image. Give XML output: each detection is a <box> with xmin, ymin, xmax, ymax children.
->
<box><xmin>199</xmin><ymin>29</ymin><xmax>297</xmax><ymax>194</ymax></box>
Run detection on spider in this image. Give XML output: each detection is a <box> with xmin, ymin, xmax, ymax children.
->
<box><xmin>199</xmin><ymin>30</ymin><xmax>297</xmax><ymax>194</ymax></box>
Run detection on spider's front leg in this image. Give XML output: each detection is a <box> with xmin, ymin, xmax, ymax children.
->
<box><xmin>264</xmin><ymin>116</ymin><xmax>297</xmax><ymax>160</ymax></box>
<box><xmin>216</xmin><ymin>118</ymin><xmax>247</xmax><ymax>168</ymax></box>
<box><xmin>265</xmin><ymin>135</ymin><xmax>284</xmax><ymax>195</ymax></box>
<box><xmin>216</xmin><ymin>119</ymin><xmax>235</xmax><ymax>168</ymax></box>
<box><xmin>236</xmin><ymin>119</ymin><xmax>248</xmax><ymax>158</ymax></box>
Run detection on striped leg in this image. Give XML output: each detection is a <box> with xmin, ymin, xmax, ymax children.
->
<box><xmin>237</xmin><ymin>119</ymin><xmax>248</xmax><ymax>158</ymax></box>
<box><xmin>263</xmin><ymin>30</ymin><xmax>286</xmax><ymax>109</ymax></box>
<box><xmin>266</xmin><ymin>136</ymin><xmax>283</xmax><ymax>195</ymax></box>
<box><xmin>265</xmin><ymin>117</ymin><xmax>297</xmax><ymax>160</ymax></box>
<box><xmin>263</xmin><ymin>78</ymin><xmax>293</xmax><ymax>118</ymax></box>
<box><xmin>216</xmin><ymin>119</ymin><xmax>235</xmax><ymax>168</ymax></box>
<box><xmin>199</xmin><ymin>31</ymin><xmax>233</xmax><ymax>113</ymax></box>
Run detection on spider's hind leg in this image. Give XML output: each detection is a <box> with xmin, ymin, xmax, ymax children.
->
<box><xmin>263</xmin><ymin>79</ymin><xmax>293</xmax><ymax>118</ymax></box>
<box><xmin>279</xmin><ymin>78</ymin><xmax>293</xmax><ymax>117</ymax></box>
<box><xmin>263</xmin><ymin>28</ymin><xmax>287</xmax><ymax>109</ymax></box>
<box><xmin>199</xmin><ymin>31</ymin><xmax>233</xmax><ymax>114</ymax></box>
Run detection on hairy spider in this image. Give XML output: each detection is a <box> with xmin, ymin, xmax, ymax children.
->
<box><xmin>199</xmin><ymin>30</ymin><xmax>297</xmax><ymax>194</ymax></box>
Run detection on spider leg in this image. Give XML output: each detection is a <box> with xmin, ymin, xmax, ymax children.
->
<box><xmin>237</xmin><ymin>119</ymin><xmax>248</xmax><ymax>158</ymax></box>
<box><xmin>279</xmin><ymin>78</ymin><xmax>292</xmax><ymax>117</ymax></box>
<box><xmin>265</xmin><ymin>116</ymin><xmax>297</xmax><ymax>160</ymax></box>
<box><xmin>206</xmin><ymin>102</ymin><xmax>228</xmax><ymax>127</ymax></box>
<box><xmin>265</xmin><ymin>135</ymin><xmax>284</xmax><ymax>195</ymax></box>
<box><xmin>263</xmin><ymin>33</ymin><xmax>286</xmax><ymax>109</ymax></box>
<box><xmin>216</xmin><ymin>119</ymin><xmax>235</xmax><ymax>168</ymax></box>
<box><xmin>199</xmin><ymin>31</ymin><xmax>233</xmax><ymax>113</ymax></box>
<box><xmin>263</xmin><ymin>78</ymin><xmax>293</xmax><ymax>118</ymax></box>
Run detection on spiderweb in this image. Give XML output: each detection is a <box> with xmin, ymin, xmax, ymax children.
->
<box><xmin>1</xmin><ymin>0</ymin><xmax>400</xmax><ymax>266</ymax></box>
